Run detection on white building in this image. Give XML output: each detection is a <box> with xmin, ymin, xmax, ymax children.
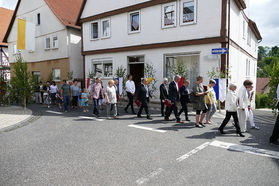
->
<box><xmin>79</xmin><ymin>0</ymin><xmax>261</xmax><ymax>98</ymax></box>
<box><xmin>4</xmin><ymin>0</ymin><xmax>84</xmax><ymax>85</ymax></box>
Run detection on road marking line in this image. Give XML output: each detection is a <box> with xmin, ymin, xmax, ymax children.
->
<box><xmin>45</xmin><ymin>110</ymin><xmax>63</xmax><ymax>115</ymax></box>
<box><xmin>136</xmin><ymin>168</ymin><xmax>164</xmax><ymax>185</ymax></box>
<box><xmin>176</xmin><ymin>142</ymin><xmax>211</xmax><ymax>162</ymax></box>
<box><xmin>128</xmin><ymin>124</ymin><xmax>166</xmax><ymax>133</ymax></box>
<box><xmin>210</xmin><ymin>140</ymin><xmax>279</xmax><ymax>160</ymax></box>
<box><xmin>78</xmin><ymin>116</ymin><xmax>104</xmax><ymax>121</ymax></box>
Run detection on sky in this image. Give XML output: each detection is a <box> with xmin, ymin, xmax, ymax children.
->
<box><xmin>0</xmin><ymin>0</ymin><xmax>278</xmax><ymax>47</ymax></box>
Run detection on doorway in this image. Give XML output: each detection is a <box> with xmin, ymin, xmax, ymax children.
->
<box><xmin>128</xmin><ymin>56</ymin><xmax>144</xmax><ymax>88</ymax></box>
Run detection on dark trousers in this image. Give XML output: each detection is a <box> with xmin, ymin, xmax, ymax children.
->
<box><xmin>178</xmin><ymin>101</ymin><xmax>189</xmax><ymax>120</ymax></box>
<box><xmin>270</xmin><ymin>115</ymin><xmax>279</xmax><ymax>143</ymax></box>
<box><xmin>50</xmin><ymin>93</ymin><xmax>56</xmax><ymax>105</ymax></box>
<box><xmin>72</xmin><ymin>96</ymin><xmax>78</xmax><ymax>107</ymax></box>
<box><xmin>138</xmin><ymin>99</ymin><xmax>150</xmax><ymax>118</ymax></box>
<box><xmin>219</xmin><ymin>111</ymin><xmax>241</xmax><ymax>133</ymax></box>
<box><xmin>63</xmin><ymin>96</ymin><xmax>70</xmax><ymax>111</ymax></box>
<box><xmin>165</xmin><ymin>101</ymin><xmax>180</xmax><ymax>122</ymax></box>
<box><xmin>125</xmin><ymin>92</ymin><xmax>135</xmax><ymax>113</ymax></box>
<box><xmin>41</xmin><ymin>92</ymin><xmax>44</xmax><ymax>103</ymax></box>
<box><xmin>160</xmin><ymin>99</ymin><xmax>165</xmax><ymax>116</ymax></box>
<box><xmin>93</xmin><ymin>98</ymin><xmax>99</xmax><ymax>115</ymax></box>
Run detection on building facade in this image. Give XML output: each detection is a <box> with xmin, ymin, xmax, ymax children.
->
<box><xmin>4</xmin><ymin>0</ymin><xmax>84</xmax><ymax>85</ymax></box>
<box><xmin>79</xmin><ymin>0</ymin><xmax>261</xmax><ymax>99</ymax></box>
<box><xmin>0</xmin><ymin>7</ymin><xmax>13</xmax><ymax>81</ymax></box>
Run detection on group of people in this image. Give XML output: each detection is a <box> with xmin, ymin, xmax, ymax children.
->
<box><xmin>34</xmin><ymin>80</ymin><xmax>89</xmax><ymax>112</ymax></box>
<box><xmin>32</xmin><ymin>75</ymin><xmax>279</xmax><ymax>145</ymax></box>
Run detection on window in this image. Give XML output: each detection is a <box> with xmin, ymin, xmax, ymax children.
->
<box><xmin>53</xmin><ymin>69</ymin><xmax>61</xmax><ymax>81</ymax></box>
<box><xmin>243</xmin><ymin>20</ymin><xmax>246</xmax><ymax>39</ymax></box>
<box><xmin>180</xmin><ymin>0</ymin><xmax>196</xmax><ymax>25</ymax></box>
<box><xmin>101</xmin><ymin>18</ymin><xmax>111</xmax><ymax>38</ymax></box>
<box><xmin>164</xmin><ymin>54</ymin><xmax>199</xmax><ymax>89</ymax></box>
<box><xmin>247</xmin><ymin>29</ymin><xmax>252</xmax><ymax>46</ymax></box>
<box><xmin>32</xmin><ymin>71</ymin><xmax>41</xmax><ymax>82</ymax></box>
<box><xmin>45</xmin><ymin>37</ymin><xmax>51</xmax><ymax>49</ymax></box>
<box><xmin>37</xmin><ymin>13</ymin><xmax>40</xmax><ymax>25</ymax></box>
<box><xmin>162</xmin><ymin>2</ymin><xmax>176</xmax><ymax>28</ymax></box>
<box><xmin>128</xmin><ymin>11</ymin><xmax>140</xmax><ymax>33</ymax></box>
<box><xmin>246</xmin><ymin>59</ymin><xmax>250</xmax><ymax>76</ymax></box>
<box><xmin>91</xmin><ymin>22</ymin><xmax>99</xmax><ymax>39</ymax></box>
<box><xmin>92</xmin><ymin>59</ymin><xmax>113</xmax><ymax>78</ymax></box>
<box><xmin>52</xmin><ymin>36</ymin><xmax>58</xmax><ymax>49</ymax></box>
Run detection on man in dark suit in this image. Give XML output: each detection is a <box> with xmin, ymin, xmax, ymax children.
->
<box><xmin>136</xmin><ymin>78</ymin><xmax>152</xmax><ymax>120</ymax></box>
<box><xmin>165</xmin><ymin>75</ymin><xmax>183</xmax><ymax>123</ymax></box>
<box><xmin>270</xmin><ymin>114</ymin><xmax>279</xmax><ymax>145</ymax></box>
<box><xmin>160</xmin><ymin>78</ymin><xmax>168</xmax><ymax>117</ymax></box>
<box><xmin>178</xmin><ymin>80</ymin><xmax>190</xmax><ymax>121</ymax></box>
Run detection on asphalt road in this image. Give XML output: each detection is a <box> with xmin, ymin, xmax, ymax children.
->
<box><xmin>0</xmin><ymin>104</ymin><xmax>278</xmax><ymax>186</ymax></box>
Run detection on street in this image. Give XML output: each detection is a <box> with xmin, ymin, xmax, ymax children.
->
<box><xmin>0</xmin><ymin>104</ymin><xmax>278</xmax><ymax>186</ymax></box>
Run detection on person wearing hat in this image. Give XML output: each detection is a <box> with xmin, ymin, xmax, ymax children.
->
<box><xmin>205</xmin><ymin>79</ymin><xmax>217</xmax><ymax>124</ymax></box>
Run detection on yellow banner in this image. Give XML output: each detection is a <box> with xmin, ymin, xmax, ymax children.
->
<box><xmin>17</xmin><ymin>19</ymin><xmax>26</xmax><ymax>50</ymax></box>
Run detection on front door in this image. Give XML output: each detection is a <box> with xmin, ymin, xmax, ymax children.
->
<box><xmin>128</xmin><ymin>56</ymin><xmax>144</xmax><ymax>89</ymax></box>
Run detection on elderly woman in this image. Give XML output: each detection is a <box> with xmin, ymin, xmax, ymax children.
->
<box><xmin>205</xmin><ymin>79</ymin><xmax>217</xmax><ymax>124</ymax></box>
<box><xmin>105</xmin><ymin>80</ymin><xmax>117</xmax><ymax>119</ymax></box>
<box><xmin>192</xmin><ymin>76</ymin><xmax>207</xmax><ymax>128</ymax></box>
<box><xmin>218</xmin><ymin>83</ymin><xmax>245</xmax><ymax>137</ymax></box>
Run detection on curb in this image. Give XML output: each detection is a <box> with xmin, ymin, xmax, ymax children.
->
<box><xmin>0</xmin><ymin>110</ymin><xmax>42</xmax><ymax>133</ymax></box>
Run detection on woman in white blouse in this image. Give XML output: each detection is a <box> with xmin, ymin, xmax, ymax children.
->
<box><xmin>218</xmin><ymin>83</ymin><xmax>245</xmax><ymax>137</ymax></box>
<box><xmin>105</xmin><ymin>80</ymin><xmax>118</xmax><ymax>119</ymax></box>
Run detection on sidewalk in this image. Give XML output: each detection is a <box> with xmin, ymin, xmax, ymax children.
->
<box><xmin>0</xmin><ymin>106</ymin><xmax>33</xmax><ymax>131</ymax></box>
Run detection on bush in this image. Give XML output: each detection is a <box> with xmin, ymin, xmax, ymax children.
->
<box><xmin>255</xmin><ymin>93</ymin><xmax>272</xmax><ymax>108</ymax></box>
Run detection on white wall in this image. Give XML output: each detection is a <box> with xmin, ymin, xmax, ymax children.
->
<box><xmin>81</xmin><ymin>0</ymin><xmax>151</xmax><ymax>18</ymax></box>
<box><xmin>229</xmin><ymin>0</ymin><xmax>258</xmax><ymax>58</ymax></box>
<box><xmin>7</xmin><ymin>0</ymin><xmax>68</xmax><ymax>63</ymax></box>
<box><xmin>83</xmin><ymin>0</ymin><xmax>222</xmax><ymax>52</ymax></box>
<box><xmin>84</xmin><ymin>43</ymin><xmax>221</xmax><ymax>97</ymax></box>
<box><xmin>68</xmin><ymin>28</ymin><xmax>83</xmax><ymax>79</ymax></box>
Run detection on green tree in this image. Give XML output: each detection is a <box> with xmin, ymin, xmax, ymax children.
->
<box><xmin>269</xmin><ymin>62</ymin><xmax>279</xmax><ymax>110</ymax></box>
<box><xmin>10</xmin><ymin>56</ymin><xmax>32</xmax><ymax>108</ymax></box>
<box><xmin>171</xmin><ymin>60</ymin><xmax>188</xmax><ymax>79</ymax></box>
<box><xmin>115</xmin><ymin>66</ymin><xmax>127</xmax><ymax>94</ymax></box>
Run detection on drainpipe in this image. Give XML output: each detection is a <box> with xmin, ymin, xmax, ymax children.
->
<box><xmin>226</xmin><ymin>0</ymin><xmax>231</xmax><ymax>86</ymax></box>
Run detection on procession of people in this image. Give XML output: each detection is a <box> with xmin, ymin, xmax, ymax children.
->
<box><xmin>33</xmin><ymin>74</ymin><xmax>279</xmax><ymax>145</ymax></box>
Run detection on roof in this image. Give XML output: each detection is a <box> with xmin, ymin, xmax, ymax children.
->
<box><xmin>3</xmin><ymin>0</ymin><xmax>84</xmax><ymax>43</ymax></box>
<box><xmin>248</xmin><ymin>19</ymin><xmax>262</xmax><ymax>41</ymax></box>
<box><xmin>234</xmin><ymin>0</ymin><xmax>247</xmax><ymax>10</ymax></box>
<box><xmin>256</xmin><ymin>78</ymin><xmax>269</xmax><ymax>94</ymax></box>
<box><xmin>0</xmin><ymin>7</ymin><xmax>13</xmax><ymax>46</ymax></box>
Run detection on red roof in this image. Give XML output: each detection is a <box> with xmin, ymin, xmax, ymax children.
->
<box><xmin>45</xmin><ymin>0</ymin><xmax>84</xmax><ymax>29</ymax></box>
<box><xmin>3</xmin><ymin>0</ymin><xmax>84</xmax><ymax>43</ymax></box>
<box><xmin>0</xmin><ymin>8</ymin><xmax>13</xmax><ymax>46</ymax></box>
<box><xmin>256</xmin><ymin>78</ymin><xmax>269</xmax><ymax>95</ymax></box>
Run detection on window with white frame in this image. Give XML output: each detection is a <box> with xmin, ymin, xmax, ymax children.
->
<box><xmin>247</xmin><ymin>29</ymin><xmax>252</xmax><ymax>46</ymax></box>
<box><xmin>101</xmin><ymin>18</ymin><xmax>111</xmax><ymax>38</ymax></box>
<box><xmin>129</xmin><ymin>11</ymin><xmax>140</xmax><ymax>33</ymax></box>
<box><xmin>32</xmin><ymin>71</ymin><xmax>41</xmax><ymax>82</ymax></box>
<box><xmin>162</xmin><ymin>2</ymin><xmax>176</xmax><ymax>28</ymax></box>
<box><xmin>53</xmin><ymin>69</ymin><xmax>61</xmax><ymax>81</ymax></box>
<box><xmin>180</xmin><ymin>0</ymin><xmax>196</xmax><ymax>25</ymax></box>
<box><xmin>45</xmin><ymin>37</ymin><xmax>51</xmax><ymax>49</ymax></box>
<box><xmin>243</xmin><ymin>20</ymin><xmax>246</xmax><ymax>39</ymax></box>
<box><xmin>91</xmin><ymin>21</ymin><xmax>99</xmax><ymax>39</ymax></box>
<box><xmin>92</xmin><ymin>59</ymin><xmax>113</xmax><ymax>78</ymax></box>
<box><xmin>246</xmin><ymin>59</ymin><xmax>250</xmax><ymax>76</ymax></box>
<box><xmin>52</xmin><ymin>36</ymin><xmax>58</xmax><ymax>49</ymax></box>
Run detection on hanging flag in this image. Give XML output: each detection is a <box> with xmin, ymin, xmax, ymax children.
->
<box><xmin>219</xmin><ymin>78</ymin><xmax>227</xmax><ymax>102</ymax></box>
<box><xmin>17</xmin><ymin>18</ymin><xmax>35</xmax><ymax>51</ymax></box>
<box><xmin>87</xmin><ymin>78</ymin><xmax>90</xmax><ymax>89</ymax></box>
<box><xmin>147</xmin><ymin>77</ymin><xmax>153</xmax><ymax>84</ymax></box>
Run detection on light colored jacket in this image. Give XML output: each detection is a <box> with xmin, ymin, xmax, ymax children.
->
<box><xmin>225</xmin><ymin>90</ymin><xmax>238</xmax><ymax>112</ymax></box>
<box><xmin>238</xmin><ymin>85</ymin><xmax>249</xmax><ymax>109</ymax></box>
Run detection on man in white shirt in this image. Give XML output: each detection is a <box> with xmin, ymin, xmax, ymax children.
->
<box><xmin>124</xmin><ymin>74</ymin><xmax>136</xmax><ymax>114</ymax></box>
<box><xmin>238</xmin><ymin>80</ymin><xmax>253</xmax><ymax>132</ymax></box>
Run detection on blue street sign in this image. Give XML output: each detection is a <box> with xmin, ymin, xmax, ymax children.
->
<box><xmin>211</xmin><ymin>48</ymin><xmax>228</xmax><ymax>55</ymax></box>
